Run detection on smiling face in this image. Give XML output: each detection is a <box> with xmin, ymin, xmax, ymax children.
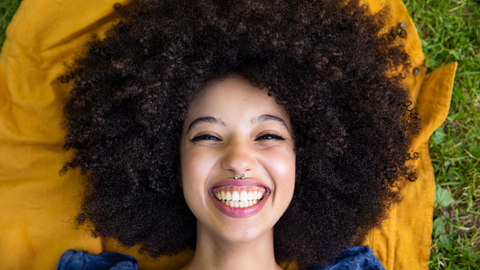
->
<box><xmin>180</xmin><ymin>75</ymin><xmax>296</xmax><ymax>244</ymax></box>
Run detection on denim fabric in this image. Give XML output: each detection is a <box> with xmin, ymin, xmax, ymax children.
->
<box><xmin>310</xmin><ymin>246</ymin><xmax>385</xmax><ymax>270</ymax></box>
<box><xmin>57</xmin><ymin>246</ymin><xmax>383</xmax><ymax>270</ymax></box>
<box><xmin>57</xmin><ymin>249</ymin><xmax>138</xmax><ymax>270</ymax></box>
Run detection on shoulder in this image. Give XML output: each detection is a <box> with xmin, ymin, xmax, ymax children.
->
<box><xmin>57</xmin><ymin>249</ymin><xmax>138</xmax><ymax>270</ymax></box>
<box><xmin>57</xmin><ymin>246</ymin><xmax>383</xmax><ymax>270</ymax></box>
<box><xmin>310</xmin><ymin>246</ymin><xmax>385</xmax><ymax>270</ymax></box>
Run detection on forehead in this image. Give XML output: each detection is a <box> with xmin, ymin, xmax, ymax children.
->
<box><xmin>186</xmin><ymin>76</ymin><xmax>290</xmax><ymax>124</ymax></box>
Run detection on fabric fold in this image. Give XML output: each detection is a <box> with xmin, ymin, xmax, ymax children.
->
<box><xmin>0</xmin><ymin>0</ymin><xmax>457</xmax><ymax>269</ymax></box>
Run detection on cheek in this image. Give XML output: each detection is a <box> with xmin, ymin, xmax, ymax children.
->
<box><xmin>272</xmin><ymin>144</ymin><xmax>296</xmax><ymax>175</ymax></box>
<box><xmin>263</xmin><ymin>147</ymin><xmax>296</xmax><ymax>199</ymax></box>
<box><xmin>180</xmin><ymin>147</ymin><xmax>218</xmax><ymax>205</ymax></box>
<box><xmin>182</xmin><ymin>145</ymin><xmax>214</xmax><ymax>180</ymax></box>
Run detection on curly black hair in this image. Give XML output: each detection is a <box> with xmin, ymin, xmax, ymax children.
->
<box><xmin>60</xmin><ymin>0</ymin><xmax>421</xmax><ymax>268</ymax></box>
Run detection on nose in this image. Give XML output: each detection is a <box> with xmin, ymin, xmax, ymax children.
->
<box><xmin>221</xmin><ymin>138</ymin><xmax>257</xmax><ymax>178</ymax></box>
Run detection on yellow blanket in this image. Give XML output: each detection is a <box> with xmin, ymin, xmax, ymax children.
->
<box><xmin>0</xmin><ymin>0</ymin><xmax>457</xmax><ymax>269</ymax></box>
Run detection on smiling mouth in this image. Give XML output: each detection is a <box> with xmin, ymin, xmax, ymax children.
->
<box><xmin>212</xmin><ymin>186</ymin><xmax>266</xmax><ymax>208</ymax></box>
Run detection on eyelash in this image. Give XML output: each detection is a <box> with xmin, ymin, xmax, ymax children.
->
<box><xmin>190</xmin><ymin>134</ymin><xmax>221</xmax><ymax>141</ymax></box>
<box><xmin>190</xmin><ymin>133</ymin><xmax>286</xmax><ymax>142</ymax></box>
<box><xmin>256</xmin><ymin>134</ymin><xmax>286</xmax><ymax>141</ymax></box>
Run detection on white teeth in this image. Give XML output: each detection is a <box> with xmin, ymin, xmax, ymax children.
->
<box><xmin>232</xmin><ymin>191</ymin><xmax>240</xmax><ymax>201</ymax></box>
<box><xmin>240</xmin><ymin>191</ymin><xmax>248</xmax><ymax>202</ymax></box>
<box><xmin>220</xmin><ymin>199</ymin><xmax>260</xmax><ymax>208</ymax></box>
<box><xmin>214</xmin><ymin>186</ymin><xmax>266</xmax><ymax>208</ymax></box>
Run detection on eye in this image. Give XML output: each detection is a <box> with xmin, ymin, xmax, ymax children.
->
<box><xmin>255</xmin><ymin>133</ymin><xmax>286</xmax><ymax>141</ymax></box>
<box><xmin>190</xmin><ymin>134</ymin><xmax>222</xmax><ymax>142</ymax></box>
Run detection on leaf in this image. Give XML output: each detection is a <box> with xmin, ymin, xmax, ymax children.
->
<box><xmin>435</xmin><ymin>185</ymin><xmax>453</xmax><ymax>207</ymax></box>
<box><xmin>446</xmin><ymin>263</ymin><xmax>457</xmax><ymax>270</ymax></box>
<box><xmin>440</xmin><ymin>181</ymin><xmax>463</xmax><ymax>186</ymax></box>
<box><xmin>432</xmin><ymin>127</ymin><xmax>447</xmax><ymax>144</ymax></box>
<box><xmin>456</xmin><ymin>111</ymin><xmax>466</xmax><ymax>120</ymax></box>
<box><xmin>457</xmin><ymin>71</ymin><xmax>480</xmax><ymax>76</ymax></box>
<box><xmin>438</xmin><ymin>235</ymin><xmax>452</xmax><ymax>249</ymax></box>
<box><xmin>426</xmin><ymin>56</ymin><xmax>435</xmax><ymax>67</ymax></box>
<box><xmin>447</xmin><ymin>112</ymin><xmax>458</xmax><ymax>122</ymax></box>
<box><xmin>432</xmin><ymin>217</ymin><xmax>445</xmax><ymax>237</ymax></box>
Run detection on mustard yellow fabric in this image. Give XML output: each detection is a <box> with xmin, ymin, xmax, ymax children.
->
<box><xmin>0</xmin><ymin>0</ymin><xmax>456</xmax><ymax>269</ymax></box>
<box><xmin>356</xmin><ymin>2</ymin><xmax>457</xmax><ymax>270</ymax></box>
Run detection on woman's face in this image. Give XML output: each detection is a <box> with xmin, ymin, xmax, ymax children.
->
<box><xmin>180</xmin><ymin>76</ymin><xmax>296</xmax><ymax>244</ymax></box>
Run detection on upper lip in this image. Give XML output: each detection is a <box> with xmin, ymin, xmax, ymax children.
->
<box><xmin>209</xmin><ymin>179</ymin><xmax>270</xmax><ymax>192</ymax></box>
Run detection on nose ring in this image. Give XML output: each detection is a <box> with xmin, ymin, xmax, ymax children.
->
<box><xmin>234</xmin><ymin>172</ymin><xmax>245</xmax><ymax>180</ymax></box>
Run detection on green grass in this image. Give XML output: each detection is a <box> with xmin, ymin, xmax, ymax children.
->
<box><xmin>1</xmin><ymin>0</ymin><xmax>479</xmax><ymax>269</ymax></box>
<box><xmin>0</xmin><ymin>0</ymin><xmax>21</xmax><ymax>48</ymax></box>
<box><xmin>404</xmin><ymin>0</ymin><xmax>480</xmax><ymax>269</ymax></box>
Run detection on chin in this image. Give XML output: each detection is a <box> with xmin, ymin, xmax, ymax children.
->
<box><xmin>199</xmin><ymin>217</ymin><xmax>274</xmax><ymax>244</ymax></box>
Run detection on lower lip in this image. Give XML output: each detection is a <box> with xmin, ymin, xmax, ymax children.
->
<box><xmin>209</xmin><ymin>191</ymin><xmax>270</xmax><ymax>218</ymax></box>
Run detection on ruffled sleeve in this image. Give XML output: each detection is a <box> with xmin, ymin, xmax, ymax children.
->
<box><xmin>57</xmin><ymin>249</ymin><xmax>138</xmax><ymax>270</ymax></box>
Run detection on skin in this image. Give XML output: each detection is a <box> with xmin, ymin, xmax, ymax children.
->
<box><xmin>179</xmin><ymin>75</ymin><xmax>296</xmax><ymax>270</ymax></box>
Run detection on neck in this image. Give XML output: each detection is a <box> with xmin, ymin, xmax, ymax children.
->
<box><xmin>181</xmin><ymin>223</ymin><xmax>281</xmax><ymax>270</ymax></box>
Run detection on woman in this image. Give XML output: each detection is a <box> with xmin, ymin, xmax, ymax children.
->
<box><xmin>58</xmin><ymin>0</ymin><xmax>420</xmax><ymax>269</ymax></box>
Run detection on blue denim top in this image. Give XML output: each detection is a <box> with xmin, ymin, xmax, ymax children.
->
<box><xmin>57</xmin><ymin>245</ymin><xmax>385</xmax><ymax>270</ymax></box>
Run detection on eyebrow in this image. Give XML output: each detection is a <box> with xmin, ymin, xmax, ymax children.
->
<box><xmin>186</xmin><ymin>114</ymin><xmax>290</xmax><ymax>133</ymax></box>
<box><xmin>252</xmin><ymin>114</ymin><xmax>290</xmax><ymax>133</ymax></box>
<box><xmin>187</xmin><ymin>116</ymin><xmax>226</xmax><ymax>133</ymax></box>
